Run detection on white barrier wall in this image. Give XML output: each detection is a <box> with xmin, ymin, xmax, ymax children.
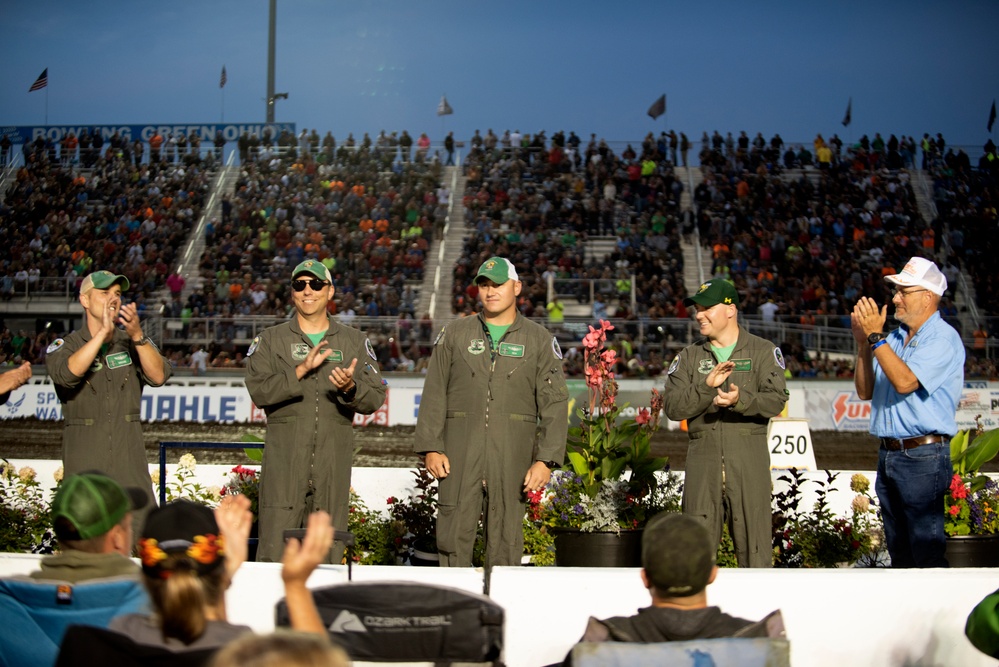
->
<box><xmin>2</xmin><ymin>554</ymin><xmax>995</xmax><ymax>667</ymax></box>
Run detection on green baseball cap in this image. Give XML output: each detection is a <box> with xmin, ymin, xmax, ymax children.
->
<box><xmin>51</xmin><ymin>473</ymin><xmax>148</xmax><ymax>541</ymax></box>
<box><xmin>80</xmin><ymin>271</ymin><xmax>130</xmax><ymax>294</ymax></box>
<box><xmin>474</xmin><ymin>257</ymin><xmax>519</xmax><ymax>285</ymax></box>
<box><xmin>683</xmin><ymin>279</ymin><xmax>740</xmax><ymax>308</ymax></box>
<box><xmin>292</xmin><ymin>260</ymin><xmax>333</xmax><ymax>283</ymax></box>
<box><xmin>642</xmin><ymin>513</ymin><xmax>716</xmax><ymax>597</ymax></box>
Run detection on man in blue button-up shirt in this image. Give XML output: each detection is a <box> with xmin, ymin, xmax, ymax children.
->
<box><xmin>852</xmin><ymin>256</ymin><xmax>964</xmax><ymax>567</ymax></box>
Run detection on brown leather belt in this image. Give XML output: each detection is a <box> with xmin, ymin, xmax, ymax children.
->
<box><xmin>879</xmin><ymin>434</ymin><xmax>946</xmax><ymax>451</ymax></box>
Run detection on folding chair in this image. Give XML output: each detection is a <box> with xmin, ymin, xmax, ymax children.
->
<box><xmin>570</xmin><ymin>637</ymin><xmax>791</xmax><ymax>667</ymax></box>
<box><xmin>276</xmin><ymin>581</ymin><xmax>504</xmax><ymax>666</ymax></box>
<box><xmin>0</xmin><ymin>575</ymin><xmax>148</xmax><ymax>667</ymax></box>
<box><xmin>54</xmin><ymin>625</ymin><xmax>217</xmax><ymax>667</ymax></box>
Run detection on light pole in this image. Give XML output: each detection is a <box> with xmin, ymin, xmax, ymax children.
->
<box><xmin>266</xmin><ymin>0</ymin><xmax>277</xmax><ymax>123</ymax></box>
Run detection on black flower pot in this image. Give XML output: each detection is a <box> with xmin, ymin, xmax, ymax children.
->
<box><xmin>409</xmin><ymin>536</ymin><xmax>439</xmax><ymax>566</ymax></box>
<box><xmin>551</xmin><ymin>527</ymin><xmax>643</xmax><ymax>567</ymax></box>
<box><xmin>945</xmin><ymin>534</ymin><xmax>999</xmax><ymax>568</ymax></box>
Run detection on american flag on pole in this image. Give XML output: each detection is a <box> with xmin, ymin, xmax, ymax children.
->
<box><xmin>220</xmin><ymin>66</ymin><xmax>227</xmax><ymax>89</ymax></box>
<box><xmin>29</xmin><ymin>69</ymin><xmax>48</xmax><ymax>92</ymax></box>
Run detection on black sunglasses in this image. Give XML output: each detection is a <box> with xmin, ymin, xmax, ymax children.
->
<box><xmin>292</xmin><ymin>279</ymin><xmax>329</xmax><ymax>292</ymax></box>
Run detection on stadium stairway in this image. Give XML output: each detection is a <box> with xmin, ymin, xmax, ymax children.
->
<box><xmin>909</xmin><ymin>168</ymin><xmax>983</xmax><ymax>335</ymax></box>
<box><xmin>418</xmin><ymin>166</ymin><xmax>467</xmax><ymax>320</ymax></box>
<box><xmin>675</xmin><ymin>166</ymin><xmax>711</xmax><ymax>296</ymax></box>
<box><xmin>583</xmin><ymin>236</ymin><xmax>617</xmax><ymax>264</ymax></box>
<box><xmin>157</xmin><ymin>164</ymin><xmax>241</xmax><ymax>308</ymax></box>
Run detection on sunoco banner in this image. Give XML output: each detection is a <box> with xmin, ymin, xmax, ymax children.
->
<box><xmin>802</xmin><ymin>381</ymin><xmax>998</xmax><ymax>431</ymax></box>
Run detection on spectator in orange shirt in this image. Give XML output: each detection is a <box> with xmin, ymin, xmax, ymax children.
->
<box><xmin>148</xmin><ymin>131</ymin><xmax>163</xmax><ymax>163</ymax></box>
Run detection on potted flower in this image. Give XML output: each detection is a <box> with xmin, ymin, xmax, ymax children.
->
<box><xmin>387</xmin><ymin>465</ymin><xmax>440</xmax><ymax>565</ymax></box>
<box><xmin>156</xmin><ymin>453</ymin><xmax>223</xmax><ymax>507</ymax></box>
<box><xmin>0</xmin><ymin>461</ymin><xmax>57</xmax><ymax>554</ymax></box>
<box><xmin>773</xmin><ymin>469</ymin><xmax>884</xmax><ymax>568</ymax></box>
<box><xmin>522</xmin><ymin>495</ymin><xmax>555</xmax><ymax>566</ymax></box>
<box><xmin>347</xmin><ymin>490</ymin><xmax>396</xmax><ymax>565</ymax></box>
<box><xmin>540</xmin><ymin>320</ymin><xmax>681</xmax><ymax>566</ymax></box>
<box><xmin>220</xmin><ymin>465</ymin><xmax>260</xmax><ymax>519</ymax></box>
<box><xmin>945</xmin><ymin>417</ymin><xmax>999</xmax><ymax>567</ymax></box>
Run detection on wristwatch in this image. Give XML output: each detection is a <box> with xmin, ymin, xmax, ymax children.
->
<box><xmin>539</xmin><ymin>460</ymin><xmax>560</xmax><ymax>470</ymax></box>
<box><xmin>867</xmin><ymin>332</ymin><xmax>885</xmax><ymax>345</ymax></box>
<box><xmin>133</xmin><ymin>335</ymin><xmax>151</xmax><ymax>346</ymax></box>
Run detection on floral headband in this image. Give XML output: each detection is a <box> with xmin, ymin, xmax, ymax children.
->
<box><xmin>138</xmin><ymin>533</ymin><xmax>225</xmax><ymax>579</ymax></box>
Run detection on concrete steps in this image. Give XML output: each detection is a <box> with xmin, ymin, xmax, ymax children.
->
<box><xmin>417</xmin><ymin>166</ymin><xmax>467</xmax><ymax>319</ymax></box>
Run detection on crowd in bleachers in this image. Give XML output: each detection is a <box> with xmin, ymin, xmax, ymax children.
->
<box><xmin>927</xmin><ymin>138</ymin><xmax>998</xmax><ymax>320</ymax></box>
<box><xmin>692</xmin><ymin>134</ymin><xmax>955</xmax><ymax>337</ymax></box>
<box><xmin>1</xmin><ymin>126</ymin><xmax>997</xmax><ymax>380</ymax></box>
<box><xmin>455</xmin><ymin>130</ymin><xmax>688</xmax><ymax>320</ymax></box>
<box><xmin>1</xmin><ymin>140</ymin><xmax>212</xmax><ymax>308</ymax></box>
<box><xmin>449</xmin><ymin>127</ymin><xmax>996</xmax><ymax>380</ymax></box>
<box><xmin>159</xmin><ymin>134</ymin><xmax>443</xmax><ymax>371</ymax></box>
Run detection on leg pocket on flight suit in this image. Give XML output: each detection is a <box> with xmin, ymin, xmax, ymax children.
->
<box><xmin>435</xmin><ymin>502</ymin><xmax>459</xmax><ymax>554</ymax></box>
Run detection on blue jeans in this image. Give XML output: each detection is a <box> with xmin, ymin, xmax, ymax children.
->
<box><xmin>876</xmin><ymin>441</ymin><xmax>951</xmax><ymax>568</ymax></box>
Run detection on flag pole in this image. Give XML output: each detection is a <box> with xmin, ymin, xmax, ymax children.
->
<box><xmin>665</xmin><ymin>95</ymin><xmax>670</xmax><ymax>165</ymax></box>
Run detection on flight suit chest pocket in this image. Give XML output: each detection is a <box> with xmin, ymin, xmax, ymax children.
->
<box><xmin>541</xmin><ymin>368</ymin><xmax>568</xmax><ymax>401</ymax></box>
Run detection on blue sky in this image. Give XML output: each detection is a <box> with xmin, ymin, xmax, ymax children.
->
<box><xmin>4</xmin><ymin>1</ymin><xmax>998</xmax><ymax>151</ymax></box>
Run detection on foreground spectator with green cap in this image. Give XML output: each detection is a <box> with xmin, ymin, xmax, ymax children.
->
<box><xmin>664</xmin><ymin>278</ymin><xmax>788</xmax><ymax>568</ymax></box>
<box><xmin>30</xmin><ymin>472</ymin><xmax>148</xmax><ymax>582</ymax></box>
<box><xmin>560</xmin><ymin>514</ymin><xmax>784</xmax><ymax>666</ymax></box>
<box><xmin>45</xmin><ymin>270</ymin><xmax>170</xmax><ymax>534</ymax></box>
<box><xmin>0</xmin><ymin>473</ymin><xmax>151</xmax><ymax>665</ymax></box>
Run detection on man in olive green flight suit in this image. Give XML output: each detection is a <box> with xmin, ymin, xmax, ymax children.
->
<box><xmin>245</xmin><ymin>260</ymin><xmax>386</xmax><ymax>563</ymax></box>
<box><xmin>46</xmin><ymin>271</ymin><xmax>171</xmax><ymax>532</ymax></box>
<box><xmin>664</xmin><ymin>279</ymin><xmax>787</xmax><ymax>567</ymax></box>
<box><xmin>415</xmin><ymin>257</ymin><xmax>568</xmax><ymax>568</ymax></box>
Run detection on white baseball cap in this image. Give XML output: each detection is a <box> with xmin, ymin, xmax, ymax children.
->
<box><xmin>884</xmin><ymin>256</ymin><xmax>947</xmax><ymax>296</ymax></box>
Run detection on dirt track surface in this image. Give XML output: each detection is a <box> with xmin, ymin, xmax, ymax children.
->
<box><xmin>0</xmin><ymin>419</ymin><xmax>907</xmax><ymax>471</ymax></box>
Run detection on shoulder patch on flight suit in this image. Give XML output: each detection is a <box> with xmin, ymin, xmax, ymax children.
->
<box><xmin>667</xmin><ymin>355</ymin><xmax>680</xmax><ymax>375</ymax></box>
<box><xmin>247</xmin><ymin>336</ymin><xmax>260</xmax><ymax>357</ymax></box>
<box><xmin>773</xmin><ymin>347</ymin><xmax>786</xmax><ymax>370</ymax></box>
<box><xmin>433</xmin><ymin>326</ymin><xmax>446</xmax><ymax>346</ymax></box>
<box><xmin>47</xmin><ymin>339</ymin><xmax>65</xmax><ymax>355</ymax></box>
<box><xmin>697</xmin><ymin>358</ymin><xmax>716</xmax><ymax>374</ymax></box>
<box><xmin>552</xmin><ymin>337</ymin><xmax>563</xmax><ymax>360</ymax></box>
<box><xmin>365</xmin><ymin>339</ymin><xmax>377</xmax><ymax>360</ymax></box>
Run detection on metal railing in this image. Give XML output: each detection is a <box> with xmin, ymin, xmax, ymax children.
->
<box><xmin>138</xmin><ymin>312</ymin><xmax>997</xmax><ymax>360</ymax></box>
